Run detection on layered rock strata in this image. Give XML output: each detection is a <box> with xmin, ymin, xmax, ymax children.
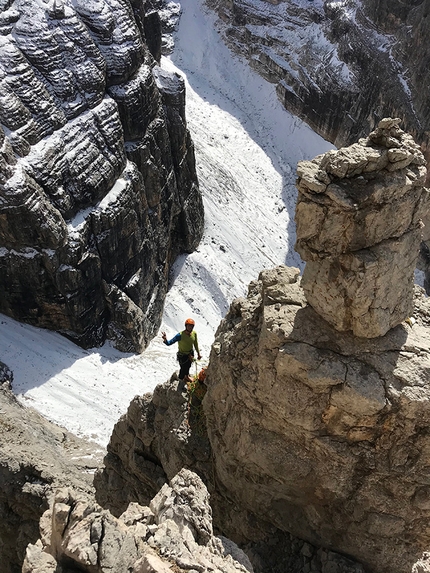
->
<box><xmin>0</xmin><ymin>0</ymin><xmax>203</xmax><ymax>351</ymax></box>
<box><xmin>206</xmin><ymin>0</ymin><xmax>430</xmax><ymax>161</ymax></box>
<box><xmin>295</xmin><ymin>118</ymin><xmax>429</xmax><ymax>337</ymax></box>
<box><xmin>204</xmin><ymin>265</ymin><xmax>430</xmax><ymax>573</ymax></box>
<box><xmin>24</xmin><ymin>469</ymin><xmax>253</xmax><ymax>573</ymax></box>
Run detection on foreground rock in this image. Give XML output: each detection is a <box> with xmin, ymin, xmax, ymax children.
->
<box><xmin>0</xmin><ymin>365</ymin><xmax>250</xmax><ymax>573</ymax></box>
<box><xmin>96</xmin><ymin>370</ymin><xmax>365</xmax><ymax>573</ymax></box>
<box><xmin>24</xmin><ymin>469</ymin><xmax>253</xmax><ymax>573</ymax></box>
<box><xmin>204</xmin><ymin>265</ymin><xmax>430</xmax><ymax>573</ymax></box>
<box><xmin>94</xmin><ymin>376</ymin><xmax>212</xmax><ymax>516</ymax></box>
<box><xmin>0</xmin><ymin>0</ymin><xmax>203</xmax><ymax>352</ymax></box>
<box><xmin>295</xmin><ymin>118</ymin><xmax>429</xmax><ymax>337</ymax></box>
<box><xmin>0</xmin><ymin>378</ymin><xmax>103</xmax><ymax>573</ymax></box>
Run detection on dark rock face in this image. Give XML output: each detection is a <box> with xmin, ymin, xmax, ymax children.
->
<box><xmin>206</xmin><ymin>0</ymin><xmax>430</xmax><ymax>160</ymax></box>
<box><xmin>0</xmin><ymin>360</ymin><xmax>12</xmax><ymax>386</ymax></box>
<box><xmin>0</xmin><ymin>0</ymin><xmax>203</xmax><ymax>352</ymax></box>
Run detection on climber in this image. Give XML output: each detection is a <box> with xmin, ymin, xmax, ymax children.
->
<box><xmin>162</xmin><ymin>318</ymin><xmax>202</xmax><ymax>382</ymax></box>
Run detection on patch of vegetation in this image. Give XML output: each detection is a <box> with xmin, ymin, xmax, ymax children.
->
<box><xmin>186</xmin><ymin>368</ymin><xmax>207</xmax><ymax>435</ymax></box>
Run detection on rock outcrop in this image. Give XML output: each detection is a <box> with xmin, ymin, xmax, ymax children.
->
<box><xmin>204</xmin><ymin>265</ymin><xmax>430</xmax><ymax>573</ymax></box>
<box><xmin>96</xmin><ymin>370</ymin><xmax>366</xmax><ymax>573</ymax></box>
<box><xmin>0</xmin><ymin>367</ymin><xmax>251</xmax><ymax>573</ymax></box>
<box><xmin>0</xmin><ymin>358</ymin><xmax>12</xmax><ymax>385</ymax></box>
<box><xmin>94</xmin><ymin>376</ymin><xmax>212</xmax><ymax>517</ymax></box>
<box><xmin>205</xmin><ymin>0</ymin><xmax>430</xmax><ymax>162</ymax></box>
<box><xmin>24</xmin><ymin>469</ymin><xmax>253</xmax><ymax>573</ymax></box>
<box><xmin>0</xmin><ymin>0</ymin><xmax>203</xmax><ymax>352</ymax></box>
<box><xmin>0</xmin><ymin>380</ymin><xmax>103</xmax><ymax>573</ymax></box>
<box><xmin>295</xmin><ymin>118</ymin><xmax>429</xmax><ymax>337</ymax></box>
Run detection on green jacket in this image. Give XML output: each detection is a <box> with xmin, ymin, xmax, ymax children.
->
<box><xmin>164</xmin><ymin>330</ymin><xmax>200</xmax><ymax>354</ymax></box>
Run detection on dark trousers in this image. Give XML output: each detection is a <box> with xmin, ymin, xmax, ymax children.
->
<box><xmin>177</xmin><ymin>351</ymin><xmax>194</xmax><ymax>379</ymax></box>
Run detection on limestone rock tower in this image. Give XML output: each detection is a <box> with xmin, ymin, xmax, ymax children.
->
<box><xmin>295</xmin><ymin>118</ymin><xmax>429</xmax><ymax>337</ymax></box>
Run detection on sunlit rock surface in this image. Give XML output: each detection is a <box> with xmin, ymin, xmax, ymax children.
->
<box><xmin>96</xmin><ymin>371</ymin><xmax>366</xmax><ymax>573</ymax></box>
<box><xmin>295</xmin><ymin>118</ymin><xmax>429</xmax><ymax>337</ymax></box>
<box><xmin>204</xmin><ymin>265</ymin><xmax>430</xmax><ymax>573</ymax></box>
<box><xmin>23</xmin><ymin>470</ymin><xmax>253</xmax><ymax>573</ymax></box>
<box><xmin>0</xmin><ymin>0</ymin><xmax>203</xmax><ymax>351</ymax></box>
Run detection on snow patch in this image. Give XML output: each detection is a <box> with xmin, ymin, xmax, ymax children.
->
<box><xmin>97</xmin><ymin>176</ymin><xmax>128</xmax><ymax>211</ymax></box>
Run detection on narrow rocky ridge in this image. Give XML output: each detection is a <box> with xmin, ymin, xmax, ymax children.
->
<box><xmin>98</xmin><ymin>265</ymin><xmax>430</xmax><ymax>573</ymax></box>
<box><xmin>0</xmin><ymin>364</ymin><xmax>252</xmax><ymax>573</ymax></box>
<box><xmin>95</xmin><ymin>122</ymin><xmax>430</xmax><ymax>573</ymax></box>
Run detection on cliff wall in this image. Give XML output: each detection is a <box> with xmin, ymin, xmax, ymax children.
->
<box><xmin>95</xmin><ymin>122</ymin><xmax>430</xmax><ymax>573</ymax></box>
<box><xmin>205</xmin><ymin>0</ymin><xmax>430</xmax><ymax>162</ymax></box>
<box><xmin>0</xmin><ymin>0</ymin><xmax>203</xmax><ymax>351</ymax></box>
<box><xmin>201</xmin><ymin>121</ymin><xmax>430</xmax><ymax>573</ymax></box>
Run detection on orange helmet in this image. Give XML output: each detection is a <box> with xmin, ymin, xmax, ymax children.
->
<box><xmin>185</xmin><ymin>318</ymin><xmax>195</xmax><ymax>326</ymax></box>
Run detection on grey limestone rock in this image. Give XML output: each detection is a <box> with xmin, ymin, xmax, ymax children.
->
<box><xmin>295</xmin><ymin>118</ymin><xmax>429</xmax><ymax>337</ymax></box>
<box><xmin>0</xmin><ymin>0</ymin><xmax>203</xmax><ymax>352</ymax></box>
<box><xmin>0</xmin><ymin>359</ymin><xmax>12</xmax><ymax>386</ymax></box>
<box><xmin>0</xmin><ymin>378</ymin><xmax>249</xmax><ymax>573</ymax></box>
<box><xmin>0</xmin><ymin>383</ymin><xmax>103</xmax><ymax>573</ymax></box>
<box><xmin>203</xmin><ymin>264</ymin><xmax>430</xmax><ymax>573</ymax></box>
<box><xmin>94</xmin><ymin>344</ymin><xmax>367</xmax><ymax>573</ymax></box>
<box><xmin>94</xmin><ymin>376</ymin><xmax>212</xmax><ymax>516</ymax></box>
<box><xmin>23</xmin><ymin>469</ymin><xmax>253</xmax><ymax>573</ymax></box>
